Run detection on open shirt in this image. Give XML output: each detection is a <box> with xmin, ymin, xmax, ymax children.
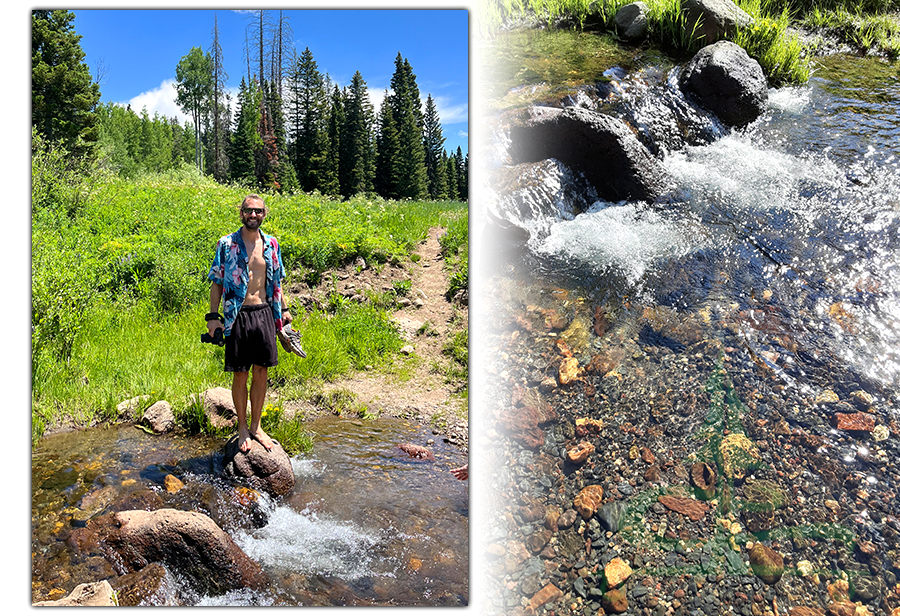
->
<box><xmin>208</xmin><ymin>228</ymin><xmax>285</xmax><ymax>336</ymax></box>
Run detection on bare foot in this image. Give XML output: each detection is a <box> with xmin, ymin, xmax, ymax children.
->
<box><xmin>252</xmin><ymin>427</ymin><xmax>274</xmax><ymax>451</ymax></box>
<box><xmin>238</xmin><ymin>428</ymin><xmax>253</xmax><ymax>453</ymax></box>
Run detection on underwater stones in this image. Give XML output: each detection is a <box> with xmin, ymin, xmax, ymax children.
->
<box><xmin>719</xmin><ymin>432</ymin><xmax>761</xmax><ymax>479</ymax></box>
<box><xmin>833</xmin><ymin>412</ymin><xmax>876</xmax><ymax>433</ymax></box>
<box><xmin>223</xmin><ymin>434</ymin><xmax>295</xmax><ymax>497</ymax></box>
<box><xmin>501</xmin><ymin>387</ymin><xmax>556</xmax><ymax>448</ymax></box>
<box><xmin>749</xmin><ymin>542</ymin><xmax>784</xmax><ymax>585</ymax></box>
<box><xmin>604</xmin><ymin>557</ymin><xmax>633</xmax><ymax>588</ymax></box>
<box><xmin>678</xmin><ymin>40</ymin><xmax>768</xmax><ymax>127</ymax></box>
<box><xmin>397</xmin><ymin>443</ymin><xmax>436</xmax><ymax>460</ymax></box>
<box><xmin>558</xmin><ymin>508</ymin><xmax>579</xmax><ymax>530</ymax></box>
<box><xmin>849</xmin><ymin>390</ymin><xmax>874</xmax><ymax>411</ymax></box>
<box><xmin>559</xmin><ymin>357</ymin><xmax>581</xmax><ymax>385</ymax></box>
<box><xmin>602</xmin><ymin>587</ymin><xmax>629</xmax><ymax>613</ymax></box>
<box><xmin>527</xmin><ymin>583</ymin><xmax>563</xmax><ymax>613</ymax></box>
<box><xmin>566</xmin><ymin>441</ymin><xmax>595</xmax><ymax>464</ymax></box>
<box><xmin>658</xmin><ymin>494</ymin><xmax>709</xmax><ymax>521</ymax></box>
<box><xmin>507</xmin><ymin>106</ymin><xmax>675</xmax><ymax>203</ymax></box>
<box><xmin>681</xmin><ymin>0</ymin><xmax>752</xmax><ymax>45</ymax></box>
<box><xmin>597</xmin><ymin>501</ymin><xmax>629</xmax><ymax>532</ymax></box>
<box><xmin>615</xmin><ymin>2</ymin><xmax>649</xmax><ymax>42</ymax></box>
<box><xmin>691</xmin><ymin>461</ymin><xmax>717</xmax><ymax>499</ymax></box>
<box><xmin>163</xmin><ymin>474</ymin><xmax>184</xmax><ymax>494</ymax></box>
<box><xmin>575</xmin><ymin>417</ymin><xmax>604</xmax><ymax>436</ymax></box>
<box><xmin>872</xmin><ymin>424</ymin><xmax>889</xmax><ymax>442</ymax></box>
<box><xmin>574</xmin><ymin>485</ymin><xmax>605</xmax><ymax>519</ymax></box>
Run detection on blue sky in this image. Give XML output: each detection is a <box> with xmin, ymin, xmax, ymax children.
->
<box><xmin>70</xmin><ymin>9</ymin><xmax>470</xmax><ymax>154</ymax></box>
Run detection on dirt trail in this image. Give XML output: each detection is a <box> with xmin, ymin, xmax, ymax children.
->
<box><xmin>286</xmin><ymin>227</ymin><xmax>468</xmax><ymax>450</ymax></box>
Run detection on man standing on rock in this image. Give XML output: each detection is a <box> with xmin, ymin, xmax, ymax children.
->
<box><xmin>206</xmin><ymin>194</ymin><xmax>292</xmax><ymax>453</ymax></box>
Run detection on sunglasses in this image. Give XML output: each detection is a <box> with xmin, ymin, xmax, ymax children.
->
<box><xmin>242</xmin><ymin>207</ymin><xmax>265</xmax><ymax>215</ymax></box>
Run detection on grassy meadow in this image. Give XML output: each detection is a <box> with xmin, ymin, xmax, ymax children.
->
<box><xmin>31</xmin><ymin>133</ymin><xmax>468</xmax><ymax>444</ymax></box>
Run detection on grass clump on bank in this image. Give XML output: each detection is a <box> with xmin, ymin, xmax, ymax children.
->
<box><xmin>31</xmin><ymin>132</ymin><xmax>468</xmax><ymax>442</ymax></box>
<box><xmin>481</xmin><ymin>0</ymin><xmax>899</xmax><ymax>85</ymax></box>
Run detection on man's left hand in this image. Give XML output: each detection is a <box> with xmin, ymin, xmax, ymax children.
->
<box><xmin>283</xmin><ymin>309</ymin><xmax>292</xmax><ymax>326</ymax></box>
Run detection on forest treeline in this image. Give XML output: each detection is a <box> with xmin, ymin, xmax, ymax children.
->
<box><xmin>32</xmin><ymin>9</ymin><xmax>468</xmax><ymax>201</ymax></box>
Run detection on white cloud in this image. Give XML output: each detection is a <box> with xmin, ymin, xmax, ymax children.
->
<box><xmin>121</xmin><ymin>79</ymin><xmax>188</xmax><ymax>123</ymax></box>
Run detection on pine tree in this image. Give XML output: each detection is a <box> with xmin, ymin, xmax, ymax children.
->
<box><xmin>288</xmin><ymin>47</ymin><xmax>328</xmax><ymax>192</ymax></box>
<box><xmin>423</xmin><ymin>94</ymin><xmax>448</xmax><ymax>200</ymax></box>
<box><xmin>445</xmin><ymin>152</ymin><xmax>458</xmax><ymax>201</ymax></box>
<box><xmin>374</xmin><ymin>94</ymin><xmax>401</xmax><ymax>200</ymax></box>
<box><xmin>387</xmin><ymin>53</ymin><xmax>427</xmax><ymax>200</ymax></box>
<box><xmin>340</xmin><ymin>72</ymin><xmax>376</xmax><ymax>197</ymax></box>
<box><xmin>229</xmin><ymin>77</ymin><xmax>261</xmax><ymax>185</ymax></box>
<box><xmin>32</xmin><ymin>10</ymin><xmax>101</xmax><ymax>157</ymax></box>
<box><xmin>321</xmin><ymin>84</ymin><xmax>343</xmax><ymax>197</ymax></box>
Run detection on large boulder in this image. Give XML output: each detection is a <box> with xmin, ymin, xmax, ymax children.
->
<box><xmin>615</xmin><ymin>2</ymin><xmax>649</xmax><ymax>42</ymax></box>
<box><xmin>508</xmin><ymin>106</ymin><xmax>675</xmax><ymax>203</ymax></box>
<box><xmin>103</xmin><ymin>508</ymin><xmax>268</xmax><ymax>596</ymax></box>
<box><xmin>679</xmin><ymin>41</ymin><xmax>768</xmax><ymax>127</ymax></box>
<box><xmin>682</xmin><ymin>0</ymin><xmax>752</xmax><ymax>46</ymax></box>
<box><xmin>223</xmin><ymin>434</ymin><xmax>295</xmax><ymax>497</ymax></box>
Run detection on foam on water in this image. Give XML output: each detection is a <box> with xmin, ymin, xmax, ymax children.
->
<box><xmin>234</xmin><ymin>505</ymin><xmax>395</xmax><ymax>579</ymax></box>
<box><xmin>535</xmin><ymin>201</ymin><xmax>703</xmax><ymax>285</ymax></box>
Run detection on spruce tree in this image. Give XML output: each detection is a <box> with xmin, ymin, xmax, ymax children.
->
<box><xmin>288</xmin><ymin>47</ymin><xmax>328</xmax><ymax>192</ymax></box>
<box><xmin>32</xmin><ymin>10</ymin><xmax>101</xmax><ymax>157</ymax></box>
<box><xmin>374</xmin><ymin>94</ymin><xmax>401</xmax><ymax>200</ymax></box>
<box><xmin>423</xmin><ymin>94</ymin><xmax>448</xmax><ymax>200</ymax></box>
<box><xmin>229</xmin><ymin>77</ymin><xmax>261</xmax><ymax>185</ymax></box>
<box><xmin>321</xmin><ymin>84</ymin><xmax>343</xmax><ymax>197</ymax></box>
<box><xmin>387</xmin><ymin>53</ymin><xmax>427</xmax><ymax>200</ymax></box>
<box><xmin>340</xmin><ymin>72</ymin><xmax>376</xmax><ymax>197</ymax></box>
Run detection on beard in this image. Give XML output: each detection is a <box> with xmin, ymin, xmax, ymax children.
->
<box><xmin>242</xmin><ymin>217</ymin><xmax>262</xmax><ymax>230</ymax></box>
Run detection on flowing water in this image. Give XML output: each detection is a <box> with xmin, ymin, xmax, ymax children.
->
<box><xmin>486</xmin><ymin>49</ymin><xmax>900</xmax><ymax>400</ymax></box>
<box><xmin>31</xmin><ymin>417</ymin><xmax>468</xmax><ymax>606</ymax></box>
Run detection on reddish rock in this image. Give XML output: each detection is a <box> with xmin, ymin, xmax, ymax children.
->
<box><xmin>566</xmin><ymin>441</ymin><xmax>595</xmax><ymax>464</ymax></box>
<box><xmin>103</xmin><ymin>509</ymin><xmax>267</xmax><ymax>596</ymax></box>
<box><xmin>526</xmin><ymin>529</ymin><xmax>552</xmax><ymax>554</ymax></box>
<box><xmin>640</xmin><ymin>447</ymin><xmax>655</xmax><ymax>464</ymax></box>
<box><xmin>690</xmin><ymin>462</ymin><xmax>717</xmax><ymax>499</ymax></box>
<box><xmin>825</xmin><ymin>602</ymin><xmax>857</xmax><ymax>616</ymax></box>
<box><xmin>574</xmin><ymin>485</ymin><xmax>605</xmax><ymax>519</ymax></box>
<box><xmin>500</xmin><ymin>388</ymin><xmax>556</xmax><ymax>449</ymax></box>
<box><xmin>833</xmin><ymin>412</ymin><xmax>876</xmax><ymax>432</ymax></box>
<box><xmin>658</xmin><ymin>494</ymin><xmax>709</xmax><ymax>521</ymax></box>
<box><xmin>789</xmin><ymin>607</ymin><xmax>825</xmax><ymax>616</ymax></box>
<box><xmin>575</xmin><ymin>417</ymin><xmax>603</xmax><ymax>436</ymax></box>
<box><xmin>602</xmin><ymin>587</ymin><xmax>629</xmax><ymax>613</ymax></box>
<box><xmin>559</xmin><ymin>357</ymin><xmax>581</xmax><ymax>385</ymax></box>
<box><xmin>644</xmin><ymin>465</ymin><xmax>661</xmax><ymax>482</ymax></box>
<box><xmin>528</xmin><ymin>583</ymin><xmax>563</xmax><ymax>613</ymax></box>
<box><xmin>594</xmin><ymin>306</ymin><xmax>609</xmax><ymax>336</ymax></box>
<box><xmin>397</xmin><ymin>443</ymin><xmax>435</xmax><ymax>460</ymax></box>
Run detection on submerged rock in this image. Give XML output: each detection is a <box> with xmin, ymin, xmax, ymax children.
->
<box><xmin>679</xmin><ymin>40</ymin><xmax>767</xmax><ymax>127</ymax></box>
<box><xmin>574</xmin><ymin>484</ymin><xmax>605</xmax><ymax>519</ymax></box>
<box><xmin>749</xmin><ymin>542</ymin><xmax>784</xmax><ymax>585</ymax></box>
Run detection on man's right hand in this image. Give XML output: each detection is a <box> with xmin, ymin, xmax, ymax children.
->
<box><xmin>208</xmin><ymin>320</ymin><xmax>224</xmax><ymax>336</ymax></box>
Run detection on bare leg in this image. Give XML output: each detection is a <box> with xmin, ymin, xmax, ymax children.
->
<box><xmin>232</xmin><ymin>371</ymin><xmax>252</xmax><ymax>452</ymax></box>
<box><xmin>249</xmin><ymin>365</ymin><xmax>273</xmax><ymax>450</ymax></box>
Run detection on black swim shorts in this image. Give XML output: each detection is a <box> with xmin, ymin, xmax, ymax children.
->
<box><xmin>225</xmin><ymin>303</ymin><xmax>278</xmax><ymax>372</ymax></box>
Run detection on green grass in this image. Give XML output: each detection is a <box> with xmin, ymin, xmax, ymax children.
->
<box><xmin>31</xmin><ymin>133</ymin><xmax>468</xmax><ymax>442</ymax></box>
<box><xmin>480</xmin><ymin>0</ymin><xmax>899</xmax><ymax>85</ymax></box>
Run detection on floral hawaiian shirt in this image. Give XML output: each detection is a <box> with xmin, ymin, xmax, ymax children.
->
<box><xmin>208</xmin><ymin>228</ymin><xmax>285</xmax><ymax>337</ymax></box>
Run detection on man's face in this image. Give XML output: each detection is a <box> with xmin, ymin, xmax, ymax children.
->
<box><xmin>241</xmin><ymin>200</ymin><xmax>266</xmax><ymax>230</ymax></box>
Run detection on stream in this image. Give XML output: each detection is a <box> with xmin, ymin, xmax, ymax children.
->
<box><xmin>477</xmin><ymin>31</ymin><xmax>900</xmax><ymax>615</ymax></box>
<box><xmin>31</xmin><ymin>416</ymin><xmax>468</xmax><ymax>606</ymax></box>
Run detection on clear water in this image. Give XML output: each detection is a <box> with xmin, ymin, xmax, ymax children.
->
<box><xmin>31</xmin><ymin>417</ymin><xmax>468</xmax><ymax>606</ymax></box>
<box><xmin>492</xmin><ymin>53</ymin><xmax>900</xmax><ymax>394</ymax></box>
